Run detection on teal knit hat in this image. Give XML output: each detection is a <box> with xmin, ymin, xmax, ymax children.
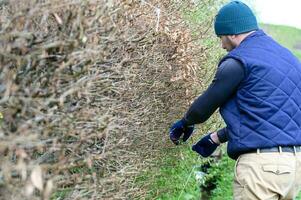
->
<box><xmin>214</xmin><ymin>1</ymin><xmax>258</xmax><ymax>36</ymax></box>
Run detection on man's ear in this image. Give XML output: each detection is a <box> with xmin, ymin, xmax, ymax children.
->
<box><xmin>228</xmin><ymin>35</ymin><xmax>239</xmax><ymax>46</ymax></box>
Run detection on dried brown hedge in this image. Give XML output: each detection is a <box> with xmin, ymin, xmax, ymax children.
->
<box><xmin>0</xmin><ymin>0</ymin><xmax>220</xmax><ymax>199</ymax></box>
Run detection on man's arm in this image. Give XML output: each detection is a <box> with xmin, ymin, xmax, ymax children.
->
<box><xmin>182</xmin><ymin>58</ymin><xmax>245</xmax><ymax>126</ymax></box>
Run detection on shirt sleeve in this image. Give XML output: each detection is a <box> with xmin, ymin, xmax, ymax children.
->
<box><xmin>182</xmin><ymin>58</ymin><xmax>245</xmax><ymax>126</ymax></box>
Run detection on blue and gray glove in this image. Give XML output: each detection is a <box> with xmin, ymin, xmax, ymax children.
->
<box><xmin>169</xmin><ymin>119</ymin><xmax>194</xmax><ymax>145</ymax></box>
<box><xmin>192</xmin><ymin>133</ymin><xmax>219</xmax><ymax>157</ymax></box>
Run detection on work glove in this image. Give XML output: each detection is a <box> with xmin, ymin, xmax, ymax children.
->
<box><xmin>192</xmin><ymin>133</ymin><xmax>219</xmax><ymax>157</ymax></box>
<box><xmin>169</xmin><ymin>119</ymin><xmax>194</xmax><ymax>145</ymax></box>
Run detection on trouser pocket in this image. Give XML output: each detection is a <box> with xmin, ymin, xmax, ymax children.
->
<box><xmin>233</xmin><ymin>155</ymin><xmax>246</xmax><ymax>200</ymax></box>
<box><xmin>262</xmin><ymin>164</ymin><xmax>292</xmax><ymax>175</ymax></box>
<box><xmin>234</xmin><ymin>155</ymin><xmax>244</xmax><ymax>186</ymax></box>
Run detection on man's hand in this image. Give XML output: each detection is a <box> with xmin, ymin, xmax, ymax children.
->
<box><xmin>169</xmin><ymin>119</ymin><xmax>194</xmax><ymax>145</ymax></box>
<box><xmin>192</xmin><ymin>132</ymin><xmax>219</xmax><ymax>157</ymax></box>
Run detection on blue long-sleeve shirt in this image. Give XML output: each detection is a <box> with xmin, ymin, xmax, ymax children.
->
<box><xmin>183</xmin><ymin>58</ymin><xmax>245</xmax><ymax>143</ymax></box>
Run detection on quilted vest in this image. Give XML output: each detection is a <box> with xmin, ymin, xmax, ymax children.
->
<box><xmin>219</xmin><ymin>29</ymin><xmax>301</xmax><ymax>160</ymax></box>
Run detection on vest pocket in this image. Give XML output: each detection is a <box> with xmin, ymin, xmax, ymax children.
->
<box><xmin>262</xmin><ymin>164</ymin><xmax>292</xmax><ymax>175</ymax></box>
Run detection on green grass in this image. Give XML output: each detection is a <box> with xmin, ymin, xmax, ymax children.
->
<box><xmin>51</xmin><ymin>188</ymin><xmax>72</xmax><ymax>200</ymax></box>
<box><xmin>136</xmin><ymin>144</ymin><xmax>202</xmax><ymax>200</ymax></box>
<box><xmin>207</xmin><ymin>155</ymin><xmax>235</xmax><ymax>200</ymax></box>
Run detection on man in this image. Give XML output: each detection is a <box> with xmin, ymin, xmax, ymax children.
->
<box><xmin>169</xmin><ymin>1</ymin><xmax>301</xmax><ymax>199</ymax></box>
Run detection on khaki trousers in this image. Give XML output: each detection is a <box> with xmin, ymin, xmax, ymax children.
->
<box><xmin>233</xmin><ymin>151</ymin><xmax>301</xmax><ymax>200</ymax></box>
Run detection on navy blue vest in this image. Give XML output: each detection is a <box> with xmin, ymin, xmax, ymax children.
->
<box><xmin>219</xmin><ymin>30</ymin><xmax>301</xmax><ymax>160</ymax></box>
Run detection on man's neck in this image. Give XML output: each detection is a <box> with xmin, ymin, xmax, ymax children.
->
<box><xmin>237</xmin><ymin>30</ymin><xmax>256</xmax><ymax>45</ymax></box>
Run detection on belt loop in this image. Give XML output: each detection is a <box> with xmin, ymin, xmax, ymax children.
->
<box><xmin>257</xmin><ymin>148</ymin><xmax>260</xmax><ymax>154</ymax></box>
<box><xmin>293</xmin><ymin>146</ymin><xmax>297</xmax><ymax>155</ymax></box>
<box><xmin>279</xmin><ymin>146</ymin><xmax>282</xmax><ymax>154</ymax></box>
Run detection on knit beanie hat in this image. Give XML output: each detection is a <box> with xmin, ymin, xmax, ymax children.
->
<box><xmin>214</xmin><ymin>1</ymin><xmax>259</xmax><ymax>36</ymax></box>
